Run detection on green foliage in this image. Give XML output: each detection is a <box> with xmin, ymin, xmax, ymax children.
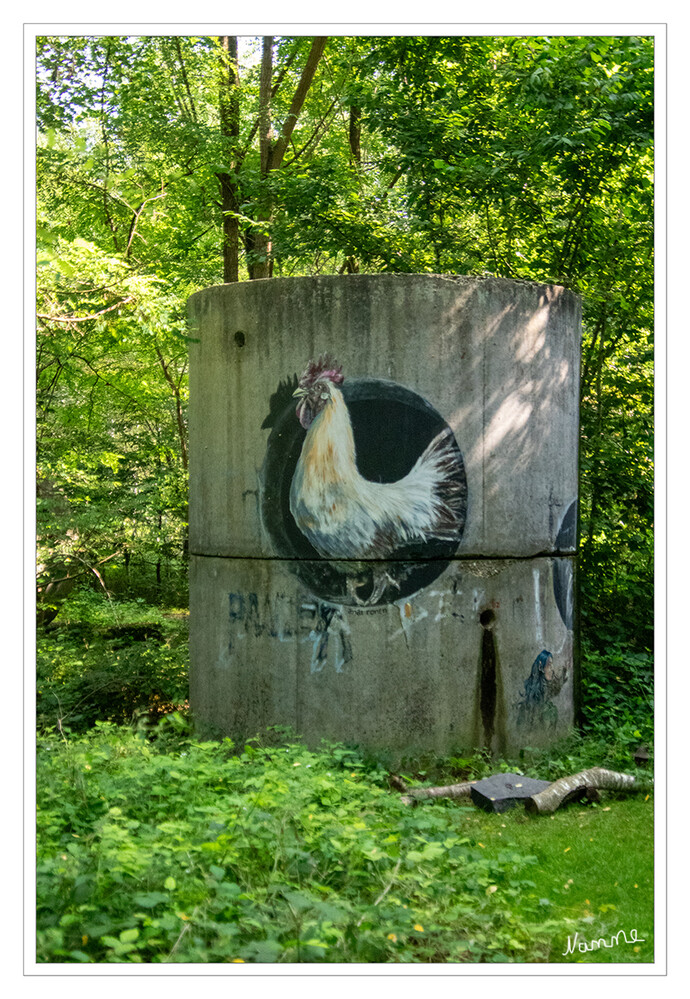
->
<box><xmin>579</xmin><ymin>640</ymin><xmax>653</xmax><ymax>753</ymax></box>
<box><xmin>37</xmin><ymin>590</ymin><xmax>189</xmax><ymax>734</ymax></box>
<box><xmin>36</xmin><ymin>723</ymin><xmax>652</xmax><ymax>964</ymax></box>
<box><xmin>36</xmin><ymin>233</ymin><xmax>190</xmax><ymax>610</ymax></box>
<box><xmin>35</xmin><ymin>596</ymin><xmax>653</xmax><ymax>966</ymax></box>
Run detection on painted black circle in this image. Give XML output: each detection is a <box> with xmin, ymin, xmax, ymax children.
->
<box><xmin>553</xmin><ymin>499</ymin><xmax>577</xmax><ymax>629</ymax></box>
<box><xmin>261</xmin><ymin>377</ymin><xmax>467</xmax><ymax>606</ymax></box>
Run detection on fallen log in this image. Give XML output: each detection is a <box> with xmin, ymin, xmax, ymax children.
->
<box><xmin>525</xmin><ymin>767</ymin><xmax>638</xmax><ymax>815</ymax></box>
<box><xmin>396</xmin><ymin>779</ymin><xmax>477</xmax><ymax>806</ymax></box>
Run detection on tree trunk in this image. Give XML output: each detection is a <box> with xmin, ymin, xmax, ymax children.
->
<box><xmin>244</xmin><ymin>36</ymin><xmax>275</xmax><ymax>280</ymax></box>
<box><xmin>397</xmin><ymin>780</ymin><xmax>477</xmax><ymax>806</ymax></box>
<box><xmin>156</xmin><ymin>511</ymin><xmax>163</xmax><ymax>591</ymax></box>
<box><xmin>219</xmin><ymin>36</ymin><xmax>241</xmax><ymax>283</ymax></box>
<box><xmin>342</xmin><ymin>104</ymin><xmax>362</xmax><ymax>273</ymax></box>
<box><xmin>247</xmin><ymin>35</ymin><xmax>328</xmax><ymax>280</ymax></box>
<box><xmin>525</xmin><ymin>767</ymin><xmax>639</xmax><ymax>815</ymax></box>
<box><xmin>349</xmin><ymin>104</ymin><xmax>361</xmax><ymax>166</ymax></box>
<box><xmin>154</xmin><ymin>345</ymin><xmax>188</xmax><ymax>470</ymax></box>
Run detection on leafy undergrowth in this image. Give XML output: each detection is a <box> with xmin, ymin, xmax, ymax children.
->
<box><xmin>37</xmin><ymin>591</ymin><xmax>189</xmax><ymax>733</ymax></box>
<box><xmin>580</xmin><ymin>639</ymin><xmax>654</xmax><ymax>752</ymax></box>
<box><xmin>36</xmin><ymin>592</ymin><xmax>654</xmax><ymax>964</ymax></box>
<box><xmin>36</xmin><ymin>721</ymin><xmax>653</xmax><ymax>965</ymax></box>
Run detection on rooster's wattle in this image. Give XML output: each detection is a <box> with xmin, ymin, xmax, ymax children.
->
<box><xmin>289</xmin><ymin>356</ymin><xmax>464</xmax><ymax>601</ymax></box>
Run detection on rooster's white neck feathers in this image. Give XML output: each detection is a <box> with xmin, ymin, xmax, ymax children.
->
<box><xmin>298</xmin><ymin>384</ymin><xmax>357</xmax><ymax>481</ymax></box>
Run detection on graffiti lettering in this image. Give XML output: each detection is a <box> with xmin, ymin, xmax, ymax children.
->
<box><xmin>228</xmin><ymin>590</ymin><xmax>297</xmax><ymax>652</ymax></box>
<box><xmin>305</xmin><ymin>603</ymin><xmax>353</xmax><ymax>674</ymax></box>
<box><xmin>227</xmin><ymin>591</ymin><xmax>353</xmax><ymax>674</ymax></box>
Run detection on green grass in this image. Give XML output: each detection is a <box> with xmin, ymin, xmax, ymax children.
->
<box><xmin>454</xmin><ymin>797</ymin><xmax>654</xmax><ymax>963</ymax></box>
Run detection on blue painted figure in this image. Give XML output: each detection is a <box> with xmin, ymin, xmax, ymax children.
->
<box><xmin>516</xmin><ymin>649</ymin><xmax>567</xmax><ymax>729</ymax></box>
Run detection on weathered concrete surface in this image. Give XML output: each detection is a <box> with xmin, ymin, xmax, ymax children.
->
<box><xmin>188</xmin><ymin>274</ymin><xmax>581</xmax><ymax>561</ymax></box>
<box><xmin>188</xmin><ymin>274</ymin><xmax>580</xmax><ymax>755</ymax></box>
<box><xmin>190</xmin><ymin>553</ymin><xmax>575</xmax><ymax>756</ymax></box>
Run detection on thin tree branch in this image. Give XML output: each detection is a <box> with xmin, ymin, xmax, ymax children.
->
<box><xmin>218</xmin><ymin>35</ymin><xmax>241</xmax><ymax>282</ymax></box>
<box><xmin>154</xmin><ymin>344</ymin><xmax>189</xmax><ymax>470</ymax></box>
<box><xmin>174</xmin><ymin>37</ymin><xmax>198</xmax><ymax>122</ymax></box>
<box><xmin>356</xmin><ymin>858</ymin><xmax>402</xmax><ymax>926</ymax></box>
<box><xmin>268</xmin><ymin>39</ymin><xmax>300</xmax><ymax>101</ymax></box>
<box><xmin>36</xmin><ymin>358</ymin><xmax>64</xmax><ymax>427</ymax></box>
<box><xmin>282</xmin><ymin>96</ymin><xmax>339</xmax><ymax>167</ymax></box>
<box><xmin>126</xmin><ymin>193</ymin><xmax>168</xmax><ymax>256</ymax></box>
<box><xmin>349</xmin><ymin>104</ymin><xmax>362</xmax><ymax>167</ymax></box>
<box><xmin>64</xmin><ymin>353</ymin><xmax>159</xmax><ymax>436</ymax></box>
<box><xmin>37</xmin><ymin>551</ymin><xmax>122</xmax><ymax>589</ymax></box>
<box><xmin>98</xmin><ymin>39</ymin><xmax>120</xmax><ymax>251</ymax></box>
<box><xmin>37</xmin><ymin>298</ymin><xmax>135</xmax><ymax>324</ymax></box>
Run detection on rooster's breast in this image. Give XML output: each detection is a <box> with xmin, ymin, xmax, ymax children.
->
<box><xmin>289</xmin><ymin>466</ymin><xmax>380</xmax><ymax>559</ymax></box>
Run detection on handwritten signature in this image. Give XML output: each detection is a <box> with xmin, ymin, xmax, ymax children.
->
<box><xmin>563</xmin><ymin>928</ymin><xmax>645</xmax><ymax>957</ymax></box>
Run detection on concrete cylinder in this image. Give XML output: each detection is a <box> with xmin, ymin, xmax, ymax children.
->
<box><xmin>188</xmin><ymin>274</ymin><xmax>581</xmax><ymax>756</ymax></box>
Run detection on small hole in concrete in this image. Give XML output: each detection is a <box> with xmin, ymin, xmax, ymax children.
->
<box><xmin>479</xmin><ymin>609</ymin><xmax>495</xmax><ymax>628</ymax></box>
<box><xmin>234</xmin><ymin>330</ymin><xmax>246</xmax><ymax>347</ymax></box>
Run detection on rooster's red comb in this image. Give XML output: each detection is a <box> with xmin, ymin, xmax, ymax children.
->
<box><xmin>298</xmin><ymin>354</ymin><xmax>344</xmax><ymax>389</ymax></box>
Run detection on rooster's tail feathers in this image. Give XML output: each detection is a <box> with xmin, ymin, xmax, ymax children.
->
<box><xmin>414</xmin><ymin>427</ymin><xmax>466</xmax><ymax>539</ymax></box>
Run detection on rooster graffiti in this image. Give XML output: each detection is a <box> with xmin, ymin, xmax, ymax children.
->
<box><xmin>261</xmin><ymin>355</ymin><xmax>467</xmax><ymax>606</ymax></box>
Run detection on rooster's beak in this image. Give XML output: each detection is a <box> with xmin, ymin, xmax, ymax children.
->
<box><xmin>293</xmin><ymin>387</ymin><xmax>307</xmax><ymax>398</ymax></box>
